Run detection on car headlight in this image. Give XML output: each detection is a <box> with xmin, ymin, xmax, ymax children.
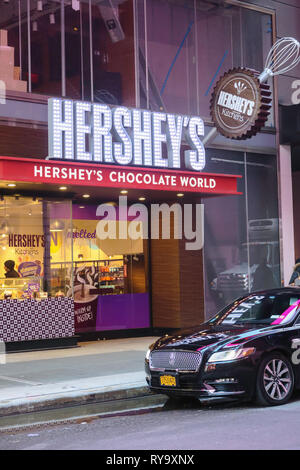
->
<box><xmin>145</xmin><ymin>348</ymin><xmax>152</xmax><ymax>361</ymax></box>
<box><xmin>207</xmin><ymin>347</ymin><xmax>256</xmax><ymax>363</ymax></box>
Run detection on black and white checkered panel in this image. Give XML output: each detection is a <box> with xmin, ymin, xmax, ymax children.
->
<box><xmin>0</xmin><ymin>298</ymin><xmax>75</xmax><ymax>342</ymax></box>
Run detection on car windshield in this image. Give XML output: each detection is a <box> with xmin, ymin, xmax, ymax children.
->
<box><xmin>208</xmin><ymin>293</ymin><xmax>300</xmax><ymax>326</ymax></box>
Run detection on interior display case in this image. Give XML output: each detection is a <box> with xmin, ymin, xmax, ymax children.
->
<box><xmin>0</xmin><ymin>277</ymin><xmax>43</xmax><ymax>300</ymax></box>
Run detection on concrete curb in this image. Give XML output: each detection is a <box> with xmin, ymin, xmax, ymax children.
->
<box><xmin>0</xmin><ymin>385</ymin><xmax>155</xmax><ymax>417</ymax></box>
<box><xmin>0</xmin><ymin>384</ymin><xmax>168</xmax><ymax>430</ymax></box>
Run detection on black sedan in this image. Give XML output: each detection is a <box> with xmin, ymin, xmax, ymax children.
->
<box><xmin>145</xmin><ymin>288</ymin><xmax>300</xmax><ymax>406</ymax></box>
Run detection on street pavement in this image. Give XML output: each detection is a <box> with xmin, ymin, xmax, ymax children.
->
<box><xmin>2</xmin><ymin>395</ymin><xmax>300</xmax><ymax>450</ymax></box>
<box><xmin>0</xmin><ymin>337</ymin><xmax>160</xmax><ymax>426</ymax></box>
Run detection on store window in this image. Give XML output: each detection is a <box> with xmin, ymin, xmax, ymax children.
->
<box><xmin>67</xmin><ymin>204</ymin><xmax>150</xmax><ymax>333</ymax></box>
<box><xmin>0</xmin><ymin>0</ymin><xmax>135</xmax><ymax>106</ymax></box>
<box><xmin>0</xmin><ymin>196</ymin><xmax>150</xmax><ymax>332</ymax></box>
<box><xmin>203</xmin><ymin>149</ymin><xmax>280</xmax><ymax>318</ymax></box>
<box><xmin>137</xmin><ymin>0</ymin><xmax>274</xmax><ymax>126</ymax></box>
<box><xmin>0</xmin><ymin>196</ymin><xmax>72</xmax><ymax>299</ymax></box>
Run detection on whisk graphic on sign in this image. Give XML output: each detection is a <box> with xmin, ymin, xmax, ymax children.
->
<box><xmin>258</xmin><ymin>37</ymin><xmax>300</xmax><ymax>83</ymax></box>
<box><xmin>205</xmin><ymin>37</ymin><xmax>300</xmax><ymax>143</ymax></box>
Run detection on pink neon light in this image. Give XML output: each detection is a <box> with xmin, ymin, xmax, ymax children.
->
<box><xmin>271</xmin><ymin>299</ymin><xmax>300</xmax><ymax>325</ymax></box>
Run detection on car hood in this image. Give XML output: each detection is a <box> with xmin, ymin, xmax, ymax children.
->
<box><xmin>219</xmin><ymin>263</ymin><xmax>257</xmax><ymax>275</ymax></box>
<box><xmin>153</xmin><ymin>324</ymin><xmax>273</xmax><ymax>352</ymax></box>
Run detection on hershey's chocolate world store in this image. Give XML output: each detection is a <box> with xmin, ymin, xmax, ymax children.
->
<box><xmin>0</xmin><ymin>0</ymin><xmax>288</xmax><ymax>349</ymax></box>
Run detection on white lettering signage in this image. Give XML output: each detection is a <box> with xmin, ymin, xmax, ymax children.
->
<box><xmin>48</xmin><ymin>98</ymin><xmax>206</xmax><ymax>172</ymax></box>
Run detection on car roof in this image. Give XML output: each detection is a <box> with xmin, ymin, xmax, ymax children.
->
<box><xmin>247</xmin><ymin>287</ymin><xmax>300</xmax><ymax>296</ymax></box>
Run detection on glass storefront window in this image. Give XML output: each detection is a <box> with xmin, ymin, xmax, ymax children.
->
<box><xmin>0</xmin><ymin>196</ymin><xmax>72</xmax><ymax>299</ymax></box>
<box><xmin>203</xmin><ymin>149</ymin><xmax>281</xmax><ymax>319</ymax></box>
<box><xmin>136</xmin><ymin>0</ymin><xmax>274</xmax><ymax>126</ymax></box>
<box><xmin>0</xmin><ymin>196</ymin><xmax>150</xmax><ymax>331</ymax></box>
<box><xmin>0</xmin><ymin>0</ymin><xmax>135</xmax><ymax>106</ymax></box>
<box><xmin>67</xmin><ymin>204</ymin><xmax>150</xmax><ymax>332</ymax></box>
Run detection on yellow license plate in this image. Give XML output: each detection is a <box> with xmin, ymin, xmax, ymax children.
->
<box><xmin>160</xmin><ymin>375</ymin><xmax>177</xmax><ymax>387</ymax></box>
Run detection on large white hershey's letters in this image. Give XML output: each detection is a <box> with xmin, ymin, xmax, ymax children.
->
<box><xmin>48</xmin><ymin>98</ymin><xmax>206</xmax><ymax>171</ymax></box>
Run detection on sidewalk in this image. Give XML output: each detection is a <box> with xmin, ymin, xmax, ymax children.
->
<box><xmin>0</xmin><ymin>337</ymin><xmax>166</xmax><ymax>429</ymax></box>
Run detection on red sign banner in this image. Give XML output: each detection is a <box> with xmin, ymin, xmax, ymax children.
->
<box><xmin>0</xmin><ymin>157</ymin><xmax>242</xmax><ymax>195</ymax></box>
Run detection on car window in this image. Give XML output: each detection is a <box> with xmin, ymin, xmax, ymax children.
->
<box><xmin>209</xmin><ymin>294</ymin><xmax>300</xmax><ymax>326</ymax></box>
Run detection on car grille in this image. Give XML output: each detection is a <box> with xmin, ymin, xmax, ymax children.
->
<box><xmin>217</xmin><ymin>273</ymin><xmax>248</xmax><ymax>291</ymax></box>
<box><xmin>149</xmin><ymin>350</ymin><xmax>202</xmax><ymax>371</ymax></box>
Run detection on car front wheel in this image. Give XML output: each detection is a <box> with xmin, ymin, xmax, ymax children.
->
<box><xmin>256</xmin><ymin>353</ymin><xmax>294</xmax><ymax>406</ymax></box>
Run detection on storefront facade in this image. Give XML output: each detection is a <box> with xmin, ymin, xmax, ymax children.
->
<box><xmin>0</xmin><ymin>0</ymin><xmax>298</xmax><ymax>347</ymax></box>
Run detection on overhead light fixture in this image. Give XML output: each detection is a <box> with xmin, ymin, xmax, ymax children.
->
<box><xmin>82</xmin><ymin>194</ymin><xmax>90</xmax><ymax>199</ymax></box>
<box><xmin>72</xmin><ymin>0</ymin><xmax>80</xmax><ymax>11</ymax></box>
<box><xmin>120</xmin><ymin>190</ymin><xmax>128</xmax><ymax>195</ymax></box>
<box><xmin>177</xmin><ymin>193</ymin><xmax>184</xmax><ymax>197</ymax></box>
<box><xmin>79</xmin><ymin>206</ymin><xmax>85</xmax><ymax>209</ymax></box>
<box><xmin>33</xmin><ymin>21</ymin><xmax>38</xmax><ymax>32</ymax></box>
<box><xmin>7</xmin><ymin>183</ymin><xmax>16</xmax><ymax>188</ymax></box>
<box><xmin>50</xmin><ymin>13</ymin><xmax>55</xmax><ymax>24</ymax></box>
<box><xmin>59</xmin><ymin>186</ymin><xmax>68</xmax><ymax>191</ymax></box>
<box><xmin>78</xmin><ymin>254</ymin><xmax>83</xmax><ymax>260</ymax></box>
<box><xmin>50</xmin><ymin>219</ymin><xmax>65</xmax><ymax>232</ymax></box>
<box><xmin>138</xmin><ymin>197</ymin><xmax>146</xmax><ymax>201</ymax></box>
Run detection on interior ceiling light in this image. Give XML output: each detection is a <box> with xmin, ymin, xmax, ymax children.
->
<box><xmin>50</xmin><ymin>219</ymin><xmax>65</xmax><ymax>232</ymax></box>
<box><xmin>177</xmin><ymin>193</ymin><xmax>184</xmax><ymax>197</ymax></box>
<box><xmin>138</xmin><ymin>197</ymin><xmax>146</xmax><ymax>201</ymax></box>
<box><xmin>72</xmin><ymin>0</ymin><xmax>80</xmax><ymax>11</ymax></box>
<box><xmin>59</xmin><ymin>186</ymin><xmax>68</xmax><ymax>191</ymax></box>
<box><xmin>120</xmin><ymin>190</ymin><xmax>128</xmax><ymax>194</ymax></box>
<box><xmin>7</xmin><ymin>183</ymin><xmax>16</xmax><ymax>187</ymax></box>
<box><xmin>82</xmin><ymin>194</ymin><xmax>90</xmax><ymax>198</ymax></box>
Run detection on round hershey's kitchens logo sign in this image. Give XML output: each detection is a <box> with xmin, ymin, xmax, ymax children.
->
<box><xmin>210</xmin><ymin>68</ymin><xmax>271</xmax><ymax>140</ymax></box>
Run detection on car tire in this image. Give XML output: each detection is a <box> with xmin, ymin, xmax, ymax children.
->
<box><xmin>255</xmin><ymin>352</ymin><xmax>294</xmax><ymax>406</ymax></box>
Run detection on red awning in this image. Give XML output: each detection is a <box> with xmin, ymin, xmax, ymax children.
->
<box><xmin>0</xmin><ymin>156</ymin><xmax>242</xmax><ymax>195</ymax></box>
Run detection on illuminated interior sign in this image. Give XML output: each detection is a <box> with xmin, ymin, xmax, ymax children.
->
<box><xmin>48</xmin><ymin>98</ymin><xmax>206</xmax><ymax>172</ymax></box>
